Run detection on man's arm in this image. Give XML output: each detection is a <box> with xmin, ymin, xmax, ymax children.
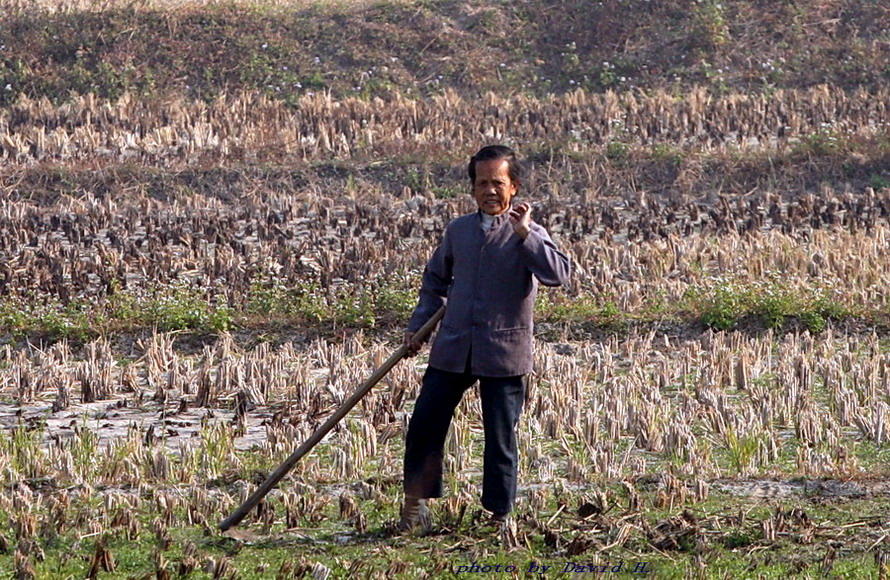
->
<box><xmin>404</xmin><ymin>227</ymin><xmax>452</xmax><ymax>355</ymax></box>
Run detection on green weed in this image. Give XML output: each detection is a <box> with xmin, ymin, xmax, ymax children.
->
<box><xmin>690</xmin><ymin>0</ymin><xmax>730</xmax><ymax>49</ymax></box>
<box><xmin>0</xmin><ymin>421</ymin><xmax>47</xmax><ymax>480</ymax></box>
<box><xmin>112</xmin><ymin>284</ymin><xmax>233</xmax><ymax>333</ymax></box>
<box><xmin>688</xmin><ymin>278</ymin><xmax>848</xmax><ymax>332</ymax></box>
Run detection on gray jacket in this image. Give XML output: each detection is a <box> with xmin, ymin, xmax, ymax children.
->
<box><xmin>407</xmin><ymin>210</ymin><xmax>571</xmax><ymax>377</ymax></box>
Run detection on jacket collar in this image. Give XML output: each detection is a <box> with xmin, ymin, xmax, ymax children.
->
<box><xmin>476</xmin><ymin>208</ymin><xmax>512</xmax><ymax>228</ymax></box>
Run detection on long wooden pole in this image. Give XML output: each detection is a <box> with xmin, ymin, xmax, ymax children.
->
<box><xmin>219</xmin><ymin>305</ymin><xmax>445</xmax><ymax>531</ymax></box>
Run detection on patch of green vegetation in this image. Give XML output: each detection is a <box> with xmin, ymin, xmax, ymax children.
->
<box><xmin>0</xmin><ymin>295</ymin><xmax>97</xmax><ymax>342</ymax></box>
<box><xmin>537</xmin><ymin>291</ymin><xmax>618</xmax><ymax>323</ymax></box>
<box><xmin>792</xmin><ymin>125</ymin><xmax>846</xmax><ymax>157</ymax></box>
<box><xmin>431</xmin><ymin>185</ymin><xmax>464</xmax><ymax>199</ymax></box>
<box><xmin>246</xmin><ymin>279</ymin><xmax>328</xmax><ymax>324</ymax></box>
<box><xmin>853</xmin><ymin>440</ymin><xmax>890</xmax><ymax>472</ymax></box>
<box><xmin>870</xmin><ymin>172</ymin><xmax>890</xmax><ymax>192</ymax></box>
<box><xmin>689</xmin><ymin>0</ymin><xmax>730</xmax><ymax>50</ymax></box>
<box><xmin>246</xmin><ymin>276</ymin><xmax>415</xmax><ymax>329</ymax></box>
<box><xmin>111</xmin><ymin>283</ymin><xmax>233</xmax><ymax>333</ymax></box>
<box><xmin>0</xmin><ymin>285</ymin><xmax>234</xmax><ymax>341</ymax></box>
<box><xmin>605</xmin><ymin>141</ymin><xmax>631</xmax><ymax>163</ymax></box>
<box><xmin>650</xmin><ymin>142</ymin><xmax>686</xmax><ymax>168</ymax></box>
<box><xmin>684</xmin><ymin>278</ymin><xmax>849</xmax><ymax>333</ymax></box>
<box><xmin>0</xmin><ymin>272</ymin><xmax>865</xmax><ymax>346</ymax></box>
<box><xmin>69</xmin><ymin>417</ymin><xmax>100</xmax><ymax>481</ymax></box>
<box><xmin>0</xmin><ymin>421</ymin><xmax>47</xmax><ymax>480</ymax></box>
<box><xmin>720</xmin><ymin>428</ymin><xmax>764</xmax><ymax>475</ymax></box>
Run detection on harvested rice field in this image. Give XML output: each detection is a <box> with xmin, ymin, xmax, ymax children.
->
<box><xmin>1</xmin><ymin>0</ymin><xmax>890</xmax><ymax>578</ymax></box>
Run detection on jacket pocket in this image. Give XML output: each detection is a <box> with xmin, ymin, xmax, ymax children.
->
<box><xmin>490</xmin><ymin>327</ymin><xmax>530</xmax><ymax>341</ymax></box>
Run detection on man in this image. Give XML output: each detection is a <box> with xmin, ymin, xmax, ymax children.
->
<box><xmin>400</xmin><ymin>144</ymin><xmax>571</xmax><ymax>533</ymax></box>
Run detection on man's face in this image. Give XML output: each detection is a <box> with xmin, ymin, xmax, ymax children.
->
<box><xmin>473</xmin><ymin>158</ymin><xmax>518</xmax><ymax>216</ymax></box>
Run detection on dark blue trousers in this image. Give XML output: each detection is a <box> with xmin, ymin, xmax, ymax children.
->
<box><xmin>403</xmin><ymin>366</ymin><xmax>526</xmax><ymax>515</ymax></box>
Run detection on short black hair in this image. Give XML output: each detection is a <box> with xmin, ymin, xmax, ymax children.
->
<box><xmin>468</xmin><ymin>145</ymin><xmax>522</xmax><ymax>186</ymax></box>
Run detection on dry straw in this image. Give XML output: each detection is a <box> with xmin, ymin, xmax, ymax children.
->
<box><xmin>1</xmin><ymin>86</ymin><xmax>886</xmax><ymax>164</ymax></box>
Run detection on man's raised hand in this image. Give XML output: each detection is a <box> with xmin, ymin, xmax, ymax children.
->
<box><xmin>508</xmin><ymin>202</ymin><xmax>532</xmax><ymax>239</ymax></box>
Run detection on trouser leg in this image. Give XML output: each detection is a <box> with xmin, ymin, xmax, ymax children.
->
<box><xmin>478</xmin><ymin>375</ymin><xmax>526</xmax><ymax>515</ymax></box>
<box><xmin>403</xmin><ymin>367</ymin><xmax>475</xmax><ymax>499</ymax></box>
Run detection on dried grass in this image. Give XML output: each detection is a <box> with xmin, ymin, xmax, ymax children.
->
<box><xmin>1</xmin><ymin>87</ymin><xmax>886</xmax><ymax>165</ymax></box>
